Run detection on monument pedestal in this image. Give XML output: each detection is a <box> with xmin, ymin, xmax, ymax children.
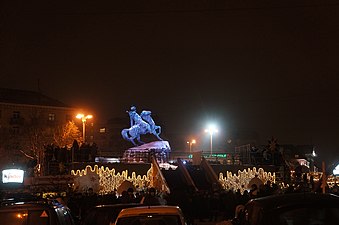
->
<box><xmin>123</xmin><ymin>141</ymin><xmax>171</xmax><ymax>163</ymax></box>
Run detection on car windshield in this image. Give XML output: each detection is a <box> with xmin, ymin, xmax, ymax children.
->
<box><xmin>278</xmin><ymin>207</ymin><xmax>339</xmax><ymax>225</ymax></box>
<box><xmin>82</xmin><ymin>204</ymin><xmax>142</xmax><ymax>225</ymax></box>
<box><xmin>115</xmin><ymin>214</ymin><xmax>182</xmax><ymax>225</ymax></box>
<box><xmin>83</xmin><ymin>209</ymin><xmax>119</xmax><ymax>225</ymax></box>
<box><xmin>243</xmin><ymin>201</ymin><xmax>339</xmax><ymax>225</ymax></box>
<box><xmin>0</xmin><ymin>210</ymin><xmax>50</xmax><ymax>225</ymax></box>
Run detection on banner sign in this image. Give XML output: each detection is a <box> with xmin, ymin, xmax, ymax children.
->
<box><xmin>2</xmin><ymin>169</ymin><xmax>24</xmax><ymax>183</ymax></box>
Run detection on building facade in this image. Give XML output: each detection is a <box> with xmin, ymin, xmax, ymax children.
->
<box><xmin>0</xmin><ymin>88</ymin><xmax>79</xmax><ymax>174</ymax></box>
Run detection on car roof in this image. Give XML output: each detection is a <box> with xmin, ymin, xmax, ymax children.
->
<box><xmin>93</xmin><ymin>203</ymin><xmax>142</xmax><ymax>210</ymax></box>
<box><xmin>117</xmin><ymin>205</ymin><xmax>183</xmax><ymax>218</ymax></box>
<box><xmin>246</xmin><ymin>192</ymin><xmax>339</xmax><ymax>210</ymax></box>
<box><xmin>81</xmin><ymin>203</ymin><xmax>143</xmax><ymax>225</ymax></box>
<box><xmin>0</xmin><ymin>196</ymin><xmax>70</xmax><ymax>213</ymax></box>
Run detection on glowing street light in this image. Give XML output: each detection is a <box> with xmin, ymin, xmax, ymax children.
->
<box><xmin>187</xmin><ymin>139</ymin><xmax>196</xmax><ymax>153</ymax></box>
<box><xmin>76</xmin><ymin>113</ymin><xmax>93</xmax><ymax>143</ymax></box>
<box><xmin>205</xmin><ymin>125</ymin><xmax>218</xmax><ymax>156</ymax></box>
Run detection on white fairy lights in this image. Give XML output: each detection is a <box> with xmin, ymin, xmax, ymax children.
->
<box><xmin>71</xmin><ymin>165</ymin><xmax>152</xmax><ymax>195</ymax></box>
<box><xmin>219</xmin><ymin>167</ymin><xmax>276</xmax><ymax>194</ymax></box>
<box><xmin>71</xmin><ymin>165</ymin><xmax>275</xmax><ymax>195</ymax></box>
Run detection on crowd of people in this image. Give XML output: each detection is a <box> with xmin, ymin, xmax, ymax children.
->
<box><xmin>60</xmin><ymin>180</ymin><xmax>277</xmax><ymax>225</ymax></box>
<box><xmin>65</xmin><ymin>186</ymin><xmax>168</xmax><ymax>223</ymax></box>
<box><xmin>59</xmin><ymin>174</ymin><xmax>339</xmax><ymax>225</ymax></box>
<box><xmin>1</xmin><ymin>173</ymin><xmax>338</xmax><ymax>225</ymax></box>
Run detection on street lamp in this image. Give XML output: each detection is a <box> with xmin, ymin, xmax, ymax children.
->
<box><xmin>76</xmin><ymin>113</ymin><xmax>93</xmax><ymax>143</ymax></box>
<box><xmin>187</xmin><ymin>139</ymin><xmax>196</xmax><ymax>153</ymax></box>
<box><xmin>205</xmin><ymin>125</ymin><xmax>218</xmax><ymax>156</ymax></box>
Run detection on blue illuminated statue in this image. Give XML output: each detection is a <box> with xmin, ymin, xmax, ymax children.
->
<box><xmin>121</xmin><ymin>106</ymin><xmax>163</xmax><ymax>146</ymax></box>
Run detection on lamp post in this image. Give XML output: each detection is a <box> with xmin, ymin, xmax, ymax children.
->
<box><xmin>76</xmin><ymin>114</ymin><xmax>93</xmax><ymax>143</ymax></box>
<box><xmin>187</xmin><ymin>139</ymin><xmax>196</xmax><ymax>153</ymax></box>
<box><xmin>205</xmin><ymin>125</ymin><xmax>218</xmax><ymax>156</ymax></box>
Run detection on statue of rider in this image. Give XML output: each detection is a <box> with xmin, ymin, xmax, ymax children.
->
<box><xmin>128</xmin><ymin>105</ymin><xmax>149</xmax><ymax>133</ymax></box>
<box><xmin>140</xmin><ymin>110</ymin><xmax>162</xmax><ymax>139</ymax></box>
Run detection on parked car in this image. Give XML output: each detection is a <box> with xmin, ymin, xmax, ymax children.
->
<box><xmin>0</xmin><ymin>196</ymin><xmax>75</xmax><ymax>225</ymax></box>
<box><xmin>114</xmin><ymin>205</ymin><xmax>187</xmax><ymax>225</ymax></box>
<box><xmin>81</xmin><ymin>203</ymin><xmax>142</xmax><ymax>225</ymax></box>
<box><xmin>225</xmin><ymin>192</ymin><xmax>339</xmax><ymax>225</ymax></box>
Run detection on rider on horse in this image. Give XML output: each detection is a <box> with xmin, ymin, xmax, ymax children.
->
<box><xmin>128</xmin><ymin>105</ymin><xmax>150</xmax><ymax>133</ymax></box>
<box><xmin>121</xmin><ymin>105</ymin><xmax>163</xmax><ymax>146</ymax></box>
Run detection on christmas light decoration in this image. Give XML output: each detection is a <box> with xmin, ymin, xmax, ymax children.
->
<box><xmin>219</xmin><ymin>167</ymin><xmax>276</xmax><ymax>194</ymax></box>
<box><xmin>71</xmin><ymin>165</ymin><xmax>278</xmax><ymax>195</ymax></box>
<box><xmin>71</xmin><ymin>164</ymin><xmax>153</xmax><ymax>195</ymax></box>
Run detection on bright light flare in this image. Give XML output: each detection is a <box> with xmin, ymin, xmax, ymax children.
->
<box><xmin>205</xmin><ymin>124</ymin><xmax>218</xmax><ymax>134</ymax></box>
<box><xmin>187</xmin><ymin>139</ymin><xmax>196</xmax><ymax>152</ymax></box>
<box><xmin>16</xmin><ymin>213</ymin><xmax>27</xmax><ymax>219</ymax></box>
<box><xmin>76</xmin><ymin>114</ymin><xmax>84</xmax><ymax>119</ymax></box>
<box><xmin>76</xmin><ymin>114</ymin><xmax>93</xmax><ymax>121</ymax></box>
<box><xmin>76</xmin><ymin>113</ymin><xmax>93</xmax><ymax>143</ymax></box>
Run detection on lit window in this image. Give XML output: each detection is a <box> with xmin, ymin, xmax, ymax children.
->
<box><xmin>49</xmin><ymin>113</ymin><xmax>55</xmax><ymax>121</ymax></box>
<box><xmin>99</xmin><ymin>128</ymin><xmax>106</xmax><ymax>133</ymax></box>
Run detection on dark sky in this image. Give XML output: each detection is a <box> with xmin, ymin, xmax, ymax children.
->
<box><xmin>1</xmin><ymin>0</ymin><xmax>339</xmax><ymax>165</ymax></box>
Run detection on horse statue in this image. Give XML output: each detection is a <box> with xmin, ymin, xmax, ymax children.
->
<box><xmin>140</xmin><ymin>110</ymin><xmax>162</xmax><ymax>139</ymax></box>
<box><xmin>121</xmin><ymin>106</ymin><xmax>163</xmax><ymax>146</ymax></box>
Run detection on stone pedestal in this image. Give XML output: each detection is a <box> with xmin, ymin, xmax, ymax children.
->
<box><xmin>123</xmin><ymin>141</ymin><xmax>171</xmax><ymax>163</ymax></box>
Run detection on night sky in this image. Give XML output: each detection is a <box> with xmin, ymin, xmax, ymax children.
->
<box><xmin>1</xmin><ymin>1</ymin><xmax>339</xmax><ymax>165</ymax></box>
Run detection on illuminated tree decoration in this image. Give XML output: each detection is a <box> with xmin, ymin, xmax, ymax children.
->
<box><xmin>219</xmin><ymin>167</ymin><xmax>276</xmax><ymax>194</ymax></box>
<box><xmin>72</xmin><ymin>165</ymin><xmax>276</xmax><ymax>195</ymax></box>
<box><xmin>72</xmin><ymin>164</ymin><xmax>152</xmax><ymax>195</ymax></box>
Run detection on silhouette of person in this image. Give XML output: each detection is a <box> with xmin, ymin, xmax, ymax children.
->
<box><xmin>141</xmin><ymin>187</ymin><xmax>164</xmax><ymax>205</ymax></box>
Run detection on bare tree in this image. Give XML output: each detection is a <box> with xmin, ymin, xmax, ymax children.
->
<box><xmin>16</xmin><ymin>121</ymin><xmax>81</xmax><ymax>175</ymax></box>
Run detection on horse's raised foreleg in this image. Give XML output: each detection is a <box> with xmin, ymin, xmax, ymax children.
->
<box><xmin>152</xmin><ymin>131</ymin><xmax>163</xmax><ymax>141</ymax></box>
<box><xmin>152</xmin><ymin>126</ymin><xmax>163</xmax><ymax>141</ymax></box>
<box><xmin>156</xmin><ymin>126</ymin><xmax>161</xmax><ymax>136</ymax></box>
<box><xmin>154</xmin><ymin>134</ymin><xmax>163</xmax><ymax>141</ymax></box>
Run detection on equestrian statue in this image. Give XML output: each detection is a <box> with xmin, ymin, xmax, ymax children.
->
<box><xmin>121</xmin><ymin>105</ymin><xmax>163</xmax><ymax>146</ymax></box>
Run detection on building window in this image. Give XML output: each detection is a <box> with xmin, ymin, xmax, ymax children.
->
<box><xmin>48</xmin><ymin>113</ymin><xmax>55</xmax><ymax>121</ymax></box>
<box><xmin>10</xmin><ymin>111</ymin><xmax>23</xmax><ymax>125</ymax></box>
<box><xmin>12</xmin><ymin>126</ymin><xmax>20</xmax><ymax>135</ymax></box>
<box><xmin>99</xmin><ymin>127</ymin><xmax>106</xmax><ymax>133</ymax></box>
<box><xmin>13</xmin><ymin>111</ymin><xmax>20</xmax><ymax>118</ymax></box>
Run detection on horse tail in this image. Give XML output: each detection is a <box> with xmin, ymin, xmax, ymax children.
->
<box><xmin>121</xmin><ymin>129</ymin><xmax>129</xmax><ymax>140</ymax></box>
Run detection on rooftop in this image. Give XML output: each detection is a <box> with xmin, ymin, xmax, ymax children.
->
<box><xmin>0</xmin><ymin>88</ymin><xmax>70</xmax><ymax>108</ymax></box>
